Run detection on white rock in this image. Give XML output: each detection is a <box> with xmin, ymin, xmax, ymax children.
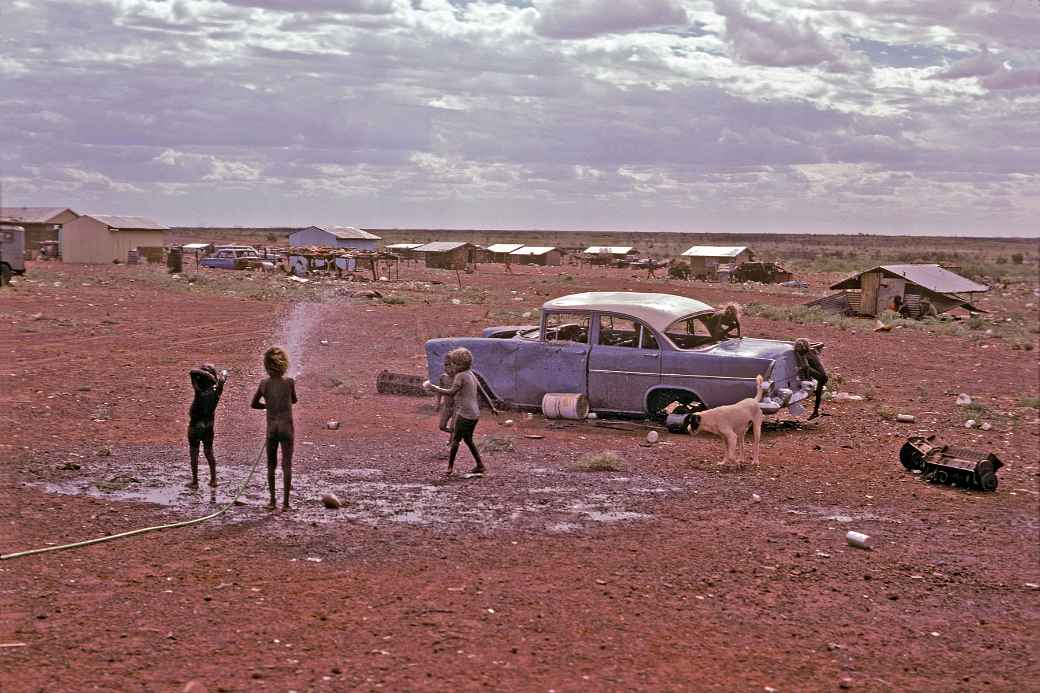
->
<box><xmin>321</xmin><ymin>492</ymin><xmax>342</xmax><ymax>509</ymax></box>
<box><xmin>980</xmin><ymin>422</ymin><xmax>993</xmax><ymax>431</ymax></box>
<box><xmin>646</xmin><ymin>430</ymin><xmax>659</xmax><ymax>444</ymax></box>
<box><xmin>451</xmin><ymin>298</ymin><xmax>461</xmax><ymax>305</ymax></box>
<box><xmin>965</xmin><ymin>419</ymin><xmax>977</xmax><ymax>428</ymax></box>
<box><xmin>956</xmin><ymin>393</ymin><xmax>973</xmax><ymax>406</ymax></box>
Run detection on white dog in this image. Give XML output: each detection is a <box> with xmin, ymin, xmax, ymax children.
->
<box><xmin>687</xmin><ymin>375</ymin><xmax>765</xmax><ymax>467</ymax></box>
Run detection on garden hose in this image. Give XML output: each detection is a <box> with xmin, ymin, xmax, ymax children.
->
<box><xmin>0</xmin><ymin>441</ymin><xmax>266</xmax><ymax>561</ymax></box>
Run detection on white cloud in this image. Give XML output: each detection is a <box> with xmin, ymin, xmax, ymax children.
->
<box><xmin>534</xmin><ymin>0</ymin><xmax>688</xmax><ymax>39</ymax></box>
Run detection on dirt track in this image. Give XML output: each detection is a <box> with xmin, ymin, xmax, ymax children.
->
<box><xmin>2</xmin><ymin>262</ymin><xmax>1038</xmax><ymax>692</ymax></box>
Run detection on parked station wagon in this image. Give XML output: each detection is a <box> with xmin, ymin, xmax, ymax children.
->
<box><xmin>199</xmin><ymin>245</ymin><xmax>264</xmax><ymax>270</ymax></box>
<box><xmin>425</xmin><ymin>292</ymin><xmax>817</xmax><ymax>417</ymax></box>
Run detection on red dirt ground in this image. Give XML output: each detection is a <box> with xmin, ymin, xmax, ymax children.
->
<box><xmin>2</xmin><ymin>261</ymin><xmax>1038</xmax><ymax>692</ymax></box>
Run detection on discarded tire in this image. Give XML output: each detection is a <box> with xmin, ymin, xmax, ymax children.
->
<box><xmin>665</xmin><ymin>412</ymin><xmax>695</xmax><ymax>434</ymax></box>
<box><xmin>541</xmin><ymin>393</ymin><xmax>589</xmax><ymax>420</ymax></box>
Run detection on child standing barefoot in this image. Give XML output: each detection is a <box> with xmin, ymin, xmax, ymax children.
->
<box><xmin>435</xmin><ymin>357</ymin><xmax>456</xmax><ymax>439</ymax></box>
<box><xmin>251</xmin><ymin>347</ymin><xmax>298</xmax><ymax>510</ymax></box>
<box><xmin>187</xmin><ymin>364</ymin><xmax>226</xmax><ymax>487</ymax></box>
<box><xmin>424</xmin><ymin>348</ymin><xmax>485</xmax><ymax>476</ymax></box>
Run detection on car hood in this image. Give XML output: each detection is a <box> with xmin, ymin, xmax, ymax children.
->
<box><xmin>708</xmin><ymin>337</ymin><xmax>794</xmax><ymax>360</ymax></box>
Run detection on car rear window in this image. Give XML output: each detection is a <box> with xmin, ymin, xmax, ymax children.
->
<box><xmin>544</xmin><ymin>312</ymin><xmax>589</xmax><ymax>344</ymax></box>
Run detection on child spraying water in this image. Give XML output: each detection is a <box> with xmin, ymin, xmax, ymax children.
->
<box><xmin>187</xmin><ymin>364</ymin><xmax>227</xmax><ymax>488</ymax></box>
<box><xmin>251</xmin><ymin>347</ymin><xmax>298</xmax><ymax>510</ymax></box>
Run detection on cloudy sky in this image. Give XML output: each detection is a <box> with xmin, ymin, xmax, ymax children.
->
<box><xmin>2</xmin><ymin>0</ymin><xmax>1038</xmax><ymax>235</ymax></box>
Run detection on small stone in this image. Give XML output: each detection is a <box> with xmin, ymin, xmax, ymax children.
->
<box><xmin>96</xmin><ymin>446</ymin><xmax>112</xmax><ymax>457</ymax></box>
<box><xmin>183</xmin><ymin>682</ymin><xmax>208</xmax><ymax>693</ymax></box>
<box><xmin>502</xmin><ymin>419</ymin><xmax>515</xmax><ymax>427</ymax></box>
<box><xmin>965</xmin><ymin>419</ymin><xmax>977</xmax><ymax>428</ymax></box>
<box><xmin>839</xmin><ymin>677</ymin><xmax>853</xmax><ymax>689</ymax></box>
<box><xmin>956</xmin><ymin>393</ymin><xmax>973</xmax><ymax>406</ymax></box>
<box><xmin>320</xmin><ymin>339</ymin><xmax>329</xmax><ymax>346</ymax></box>
<box><xmin>321</xmin><ymin>493</ymin><xmax>342</xmax><ymax>509</ymax></box>
<box><xmin>646</xmin><ymin>430</ymin><xmax>659</xmax><ymax>444</ymax></box>
<box><xmin>752</xmin><ymin>493</ymin><xmax>761</xmax><ymax>502</ymax></box>
<box><xmin>980</xmin><ymin>422</ymin><xmax>992</xmax><ymax>431</ymax></box>
<box><xmin>325</xmin><ymin>421</ymin><xmax>340</xmax><ymax>430</ymax></box>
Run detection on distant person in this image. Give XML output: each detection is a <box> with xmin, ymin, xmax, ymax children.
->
<box><xmin>705</xmin><ymin>303</ymin><xmax>742</xmax><ymax>341</ymax></box>
<box><xmin>795</xmin><ymin>338</ymin><xmax>828</xmax><ymax>420</ymax></box>
<box><xmin>187</xmin><ymin>364</ymin><xmax>226</xmax><ymax>488</ymax></box>
<box><xmin>888</xmin><ymin>295</ymin><xmax>913</xmax><ymax>318</ymax></box>
<box><xmin>251</xmin><ymin>347</ymin><xmax>298</xmax><ymax>510</ymax></box>
<box><xmin>424</xmin><ymin>348</ymin><xmax>487</xmax><ymax>477</ymax></box>
<box><xmin>918</xmin><ymin>296</ymin><xmax>939</xmax><ymax>319</ymax></box>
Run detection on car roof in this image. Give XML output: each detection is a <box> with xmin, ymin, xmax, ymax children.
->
<box><xmin>541</xmin><ymin>292</ymin><xmax>714</xmax><ymax>332</ymax></box>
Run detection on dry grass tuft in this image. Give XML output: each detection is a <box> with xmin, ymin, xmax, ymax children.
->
<box><xmin>574</xmin><ymin>451</ymin><xmax>624</xmax><ymax>472</ymax></box>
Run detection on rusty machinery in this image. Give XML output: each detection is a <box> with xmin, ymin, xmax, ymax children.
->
<box><xmin>900</xmin><ymin>435</ymin><xmax>1003</xmax><ymax>491</ymax></box>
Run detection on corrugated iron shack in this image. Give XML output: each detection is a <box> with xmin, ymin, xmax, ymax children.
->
<box><xmin>509</xmin><ymin>246</ymin><xmax>562</xmax><ymax>266</ymax></box>
<box><xmin>810</xmin><ymin>264</ymin><xmax>989</xmax><ymax>317</ymax></box>
<box><xmin>413</xmin><ymin>241</ymin><xmax>477</xmax><ymax>270</ymax></box>
<box><xmin>680</xmin><ymin>245</ymin><xmax>754</xmax><ymax>279</ymax></box>
<box><xmin>0</xmin><ymin>207</ymin><xmax>79</xmax><ymax>252</ymax></box>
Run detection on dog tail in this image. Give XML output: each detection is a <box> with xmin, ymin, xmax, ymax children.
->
<box><xmin>754</xmin><ymin>374</ymin><xmax>764</xmax><ymax>403</ymax></box>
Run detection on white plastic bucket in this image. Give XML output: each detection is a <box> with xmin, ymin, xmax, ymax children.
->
<box><xmin>541</xmin><ymin>393</ymin><xmax>590</xmax><ymax>420</ymax></box>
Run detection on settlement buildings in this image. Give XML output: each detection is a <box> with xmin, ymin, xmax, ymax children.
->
<box><xmin>0</xmin><ymin>207</ymin><xmax>79</xmax><ymax>251</ymax></box>
<box><xmin>413</xmin><ymin>241</ymin><xmax>477</xmax><ymax>269</ymax></box>
<box><xmin>509</xmin><ymin>246</ymin><xmax>562</xmax><ymax>266</ymax></box>
<box><xmin>680</xmin><ymin>246</ymin><xmax>753</xmax><ymax>280</ymax></box>
<box><xmin>60</xmin><ymin>215</ymin><xmax>168</xmax><ymax>264</ymax></box>
<box><xmin>582</xmin><ymin>246</ymin><xmax>637</xmax><ymax>265</ymax></box>
<box><xmin>288</xmin><ymin>226</ymin><xmax>381</xmax><ymax>252</ymax></box>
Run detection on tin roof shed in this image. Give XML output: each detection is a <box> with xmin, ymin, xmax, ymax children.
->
<box><xmin>831</xmin><ymin>264</ymin><xmax>989</xmax><ymax>294</ymax></box>
<box><xmin>487</xmin><ymin>243</ymin><xmax>525</xmax><ymax>254</ymax></box>
<box><xmin>681</xmin><ymin>245</ymin><xmax>749</xmax><ymax>258</ymax></box>
<box><xmin>413</xmin><ymin>241</ymin><xmax>472</xmax><ymax>253</ymax></box>
<box><xmin>583</xmin><ymin>246</ymin><xmax>634</xmax><ymax>255</ymax></box>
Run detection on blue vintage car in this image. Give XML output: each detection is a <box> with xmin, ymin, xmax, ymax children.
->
<box><xmin>425</xmin><ymin>291</ymin><xmax>817</xmax><ymax>417</ymax></box>
<box><xmin>199</xmin><ymin>245</ymin><xmax>264</xmax><ymax>270</ymax></box>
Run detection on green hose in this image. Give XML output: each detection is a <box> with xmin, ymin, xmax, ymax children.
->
<box><xmin>0</xmin><ymin>443</ymin><xmax>266</xmax><ymax>561</ymax></box>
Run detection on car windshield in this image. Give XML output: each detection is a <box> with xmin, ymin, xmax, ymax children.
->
<box><xmin>663</xmin><ymin>314</ymin><xmax>719</xmax><ymax>349</ymax></box>
<box><xmin>518</xmin><ymin>327</ymin><xmax>540</xmax><ymax>340</ymax></box>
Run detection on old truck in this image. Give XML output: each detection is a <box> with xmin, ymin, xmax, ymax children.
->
<box><xmin>425</xmin><ymin>291</ymin><xmax>818</xmax><ymax>418</ymax></box>
<box><xmin>0</xmin><ymin>224</ymin><xmax>27</xmax><ymax>283</ymax></box>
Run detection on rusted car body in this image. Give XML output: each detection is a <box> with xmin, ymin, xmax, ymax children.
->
<box><xmin>425</xmin><ymin>292</ymin><xmax>817</xmax><ymax>417</ymax></box>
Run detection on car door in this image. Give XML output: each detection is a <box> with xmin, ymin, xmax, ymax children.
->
<box><xmin>588</xmin><ymin>313</ymin><xmax>661</xmax><ymax>413</ymax></box>
<box><xmin>512</xmin><ymin>311</ymin><xmax>590</xmax><ymax>406</ymax></box>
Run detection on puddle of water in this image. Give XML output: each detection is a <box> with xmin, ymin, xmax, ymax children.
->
<box><xmin>36</xmin><ymin>451</ymin><xmax>669</xmax><ymax>534</ymax></box>
<box><xmin>328</xmin><ymin>468</ymin><xmax>384</xmax><ymax>479</ymax></box>
<box><xmin>568</xmin><ymin>502</ymin><xmax>651</xmax><ymax>523</ymax></box>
